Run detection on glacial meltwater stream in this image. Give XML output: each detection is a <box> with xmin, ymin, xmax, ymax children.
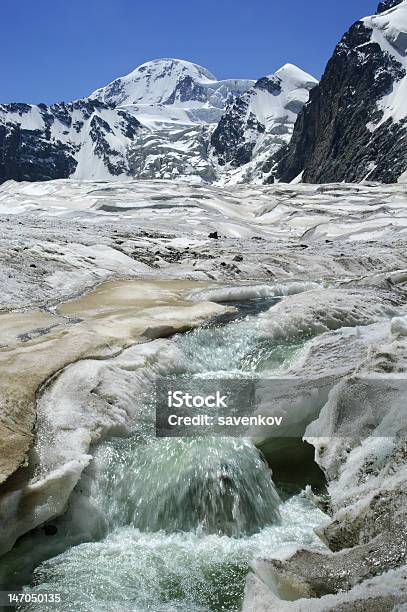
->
<box><xmin>2</xmin><ymin>297</ymin><xmax>329</xmax><ymax>611</ymax></box>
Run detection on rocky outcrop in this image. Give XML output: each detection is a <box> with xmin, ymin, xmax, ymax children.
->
<box><xmin>0</xmin><ymin>103</ymin><xmax>77</xmax><ymax>182</ymax></box>
<box><xmin>211</xmin><ymin>94</ymin><xmax>261</xmax><ymax>168</ymax></box>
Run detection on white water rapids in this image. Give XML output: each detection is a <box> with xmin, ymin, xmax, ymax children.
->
<box><xmin>3</xmin><ymin>297</ymin><xmax>329</xmax><ymax>611</ymax></box>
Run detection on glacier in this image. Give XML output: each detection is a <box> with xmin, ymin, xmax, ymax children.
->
<box><xmin>1</xmin><ymin>178</ymin><xmax>407</xmax><ymax>609</ymax></box>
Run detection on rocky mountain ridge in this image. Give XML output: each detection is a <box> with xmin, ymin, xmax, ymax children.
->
<box><xmin>0</xmin><ymin>99</ymin><xmax>140</xmax><ymax>183</ymax></box>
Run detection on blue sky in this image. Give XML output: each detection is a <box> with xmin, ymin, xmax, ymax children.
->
<box><xmin>2</xmin><ymin>0</ymin><xmax>378</xmax><ymax>104</ymax></box>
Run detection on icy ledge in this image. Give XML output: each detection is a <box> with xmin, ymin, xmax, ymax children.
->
<box><xmin>243</xmin><ymin>308</ymin><xmax>407</xmax><ymax>609</ymax></box>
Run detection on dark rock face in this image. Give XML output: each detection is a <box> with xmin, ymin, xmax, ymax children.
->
<box><xmin>164</xmin><ymin>75</ymin><xmax>207</xmax><ymax>104</ymax></box>
<box><xmin>271</xmin><ymin>20</ymin><xmax>407</xmax><ymax>184</ymax></box>
<box><xmin>117</xmin><ymin>111</ymin><xmax>140</xmax><ymax>139</ymax></box>
<box><xmin>210</xmin><ymin>92</ymin><xmax>262</xmax><ymax>167</ymax></box>
<box><xmin>0</xmin><ymin>119</ymin><xmax>78</xmax><ymax>183</ymax></box>
<box><xmin>254</xmin><ymin>76</ymin><xmax>282</xmax><ymax>95</ymax></box>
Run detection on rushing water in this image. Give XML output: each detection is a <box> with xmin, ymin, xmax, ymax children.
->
<box><xmin>4</xmin><ymin>297</ymin><xmax>328</xmax><ymax>611</ymax></box>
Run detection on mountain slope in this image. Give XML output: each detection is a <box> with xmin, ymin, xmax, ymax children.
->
<box><xmin>210</xmin><ymin>64</ymin><xmax>318</xmax><ymax>184</ymax></box>
<box><xmin>0</xmin><ymin>100</ymin><xmax>141</xmax><ymax>183</ymax></box>
<box><xmin>272</xmin><ymin>0</ymin><xmax>407</xmax><ymax>184</ymax></box>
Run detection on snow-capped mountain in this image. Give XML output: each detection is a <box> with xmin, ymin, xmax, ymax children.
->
<box><xmin>210</xmin><ymin>64</ymin><xmax>318</xmax><ymax>184</ymax></box>
<box><xmin>0</xmin><ymin>99</ymin><xmax>140</xmax><ymax>183</ymax></box>
<box><xmin>0</xmin><ymin>57</ymin><xmax>317</xmax><ymax>185</ymax></box>
<box><xmin>273</xmin><ymin>0</ymin><xmax>407</xmax><ymax>184</ymax></box>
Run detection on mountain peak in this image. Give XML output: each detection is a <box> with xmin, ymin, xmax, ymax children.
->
<box><xmin>122</xmin><ymin>57</ymin><xmax>216</xmax><ymax>81</ymax></box>
<box><xmin>210</xmin><ymin>62</ymin><xmax>318</xmax><ymax>181</ymax></box>
<box><xmin>90</xmin><ymin>58</ymin><xmax>218</xmax><ymax>107</ymax></box>
<box><xmin>90</xmin><ymin>58</ymin><xmax>255</xmax><ymax>116</ymax></box>
<box><xmin>275</xmin><ymin>62</ymin><xmax>308</xmax><ymax>74</ymax></box>
<box><xmin>274</xmin><ymin>64</ymin><xmax>318</xmax><ymax>88</ymax></box>
<box><xmin>252</xmin><ymin>64</ymin><xmax>317</xmax><ymax>96</ymax></box>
